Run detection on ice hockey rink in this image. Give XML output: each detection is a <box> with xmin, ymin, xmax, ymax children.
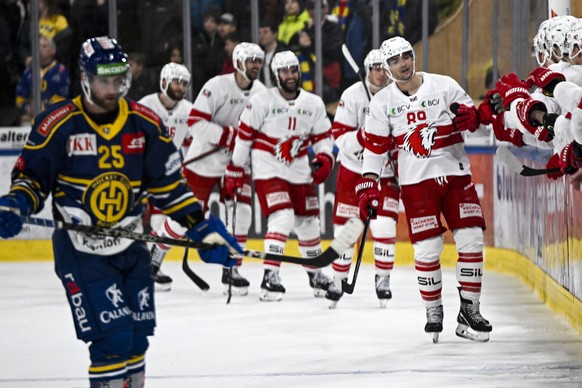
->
<box><xmin>1</xmin><ymin>259</ymin><xmax>581</xmax><ymax>388</ymax></box>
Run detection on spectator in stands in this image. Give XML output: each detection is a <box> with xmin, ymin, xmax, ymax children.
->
<box><xmin>166</xmin><ymin>43</ymin><xmax>184</xmax><ymax>64</ymax></box>
<box><xmin>190</xmin><ymin>0</ymin><xmax>224</xmax><ymax>34</ymax></box>
<box><xmin>20</xmin><ymin>0</ymin><xmax>72</xmax><ymax>68</ymax></box>
<box><xmin>288</xmin><ymin>29</ymin><xmax>316</xmax><ymax>93</ymax></box>
<box><xmin>278</xmin><ymin>0</ymin><xmax>311</xmax><ymax>45</ymax></box>
<box><xmin>381</xmin><ymin>0</ymin><xmax>438</xmax><ymax>46</ymax></box>
<box><xmin>192</xmin><ymin>6</ymin><xmax>224</xmax><ymax>95</ymax></box>
<box><xmin>218</xmin><ymin>13</ymin><xmax>237</xmax><ymax>39</ymax></box>
<box><xmin>306</xmin><ymin>0</ymin><xmax>342</xmax><ymax>102</ymax></box>
<box><xmin>226</xmin><ymin>0</ymin><xmax>279</xmax><ymax>41</ymax></box>
<box><xmin>15</xmin><ymin>35</ymin><xmax>69</xmax><ymax>121</ymax></box>
<box><xmin>258</xmin><ymin>19</ymin><xmax>288</xmax><ymax>87</ymax></box>
<box><xmin>220</xmin><ymin>31</ymin><xmax>243</xmax><ymax>74</ymax></box>
<box><xmin>126</xmin><ymin>52</ymin><xmax>157</xmax><ymax>101</ymax></box>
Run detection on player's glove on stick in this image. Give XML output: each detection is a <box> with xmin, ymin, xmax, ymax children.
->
<box><xmin>355</xmin><ymin>177</ymin><xmax>380</xmax><ymax>220</ymax></box>
<box><xmin>545</xmin><ymin>153</ymin><xmax>564</xmax><ymax>180</ymax></box>
<box><xmin>224</xmin><ymin>163</ymin><xmax>245</xmax><ymax>197</ymax></box>
<box><xmin>525</xmin><ymin>67</ymin><xmax>565</xmax><ymax>96</ymax></box>
<box><xmin>311</xmin><ymin>153</ymin><xmax>334</xmax><ymax>184</ymax></box>
<box><xmin>477</xmin><ymin>90</ymin><xmax>498</xmax><ymax>125</ymax></box>
<box><xmin>558</xmin><ymin>142</ymin><xmax>582</xmax><ymax>175</ymax></box>
<box><xmin>451</xmin><ymin>103</ymin><xmax>479</xmax><ymax>132</ymax></box>
<box><xmin>515</xmin><ymin>98</ymin><xmax>553</xmax><ymax>142</ymax></box>
<box><xmin>0</xmin><ymin>192</ymin><xmax>31</xmax><ymax>238</ymax></box>
<box><xmin>491</xmin><ymin>112</ymin><xmax>524</xmax><ymax>147</ymax></box>
<box><xmin>219</xmin><ymin>125</ymin><xmax>238</xmax><ymax>152</ymax></box>
<box><xmin>185</xmin><ymin>214</ymin><xmax>242</xmax><ymax>267</ymax></box>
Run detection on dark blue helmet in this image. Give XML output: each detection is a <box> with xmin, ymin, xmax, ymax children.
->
<box><xmin>78</xmin><ymin>36</ymin><xmax>131</xmax><ymax>101</ymax></box>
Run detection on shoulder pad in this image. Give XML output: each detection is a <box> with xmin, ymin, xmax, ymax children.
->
<box><xmin>35</xmin><ymin>102</ymin><xmax>77</xmax><ymax>137</ymax></box>
<box><xmin>130</xmin><ymin>101</ymin><xmax>162</xmax><ymax>125</ymax></box>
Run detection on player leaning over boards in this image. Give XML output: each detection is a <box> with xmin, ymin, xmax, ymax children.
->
<box><xmin>0</xmin><ymin>36</ymin><xmax>241</xmax><ymax>388</ymax></box>
<box><xmin>225</xmin><ymin>51</ymin><xmax>335</xmax><ymax>302</ymax></box>
<box><xmin>139</xmin><ymin>62</ymin><xmax>194</xmax><ymax>291</ymax></box>
<box><xmin>148</xmin><ymin>42</ymin><xmax>266</xmax><ymax>297</ymax></box>
<box><xmin>326</xmin><ymin>48</ymin><xmax>398</xmax><ymax>309</ymax></box>
<box><xmin>358</xmin><ymin>37</ymin><xmax>492</xmax><ymax>343</ymax></box>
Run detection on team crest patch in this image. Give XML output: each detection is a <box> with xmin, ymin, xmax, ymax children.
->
<box><xmin>403</xmin><ymin>122</ymin><xmax>437</xmax><ymax>158</ymax></box>
<box><xmin>202</xmin><ymin>89</ymin><xmax>211</xmax><ymax>97</ymax></box>
<box><xmin>82</xmin><ymin>172</ymin><xmax>134</xmax><ymax>227</ymax></box>
<box><xmin>274</xmin><ymin>136</ymin><xmax>304</xmax><ymax>165</ymax></box>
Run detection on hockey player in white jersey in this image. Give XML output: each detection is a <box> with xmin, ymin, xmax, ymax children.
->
<box><xmin>225</xmin><ymin>51</ymin><xmax>335</xmax><ymax>302</ymax></box>
<box><xmin>148</xmin><ymin>42</ymin><xmax>266</xmax><ymax>296</ymax></box>
<box><xmin>358</xmin><ymin>37</ymin><xmax>492</xmax><ymax>343</ymax></box>
<box><xmin>139</xmin><ymin>62</ymin><xmax>194</xmax><ymax>291</ymax></box>
<box><xmin>326</xmin><ymin>49</ymin><xmax>398</xmax><ymax>309</ymax></box>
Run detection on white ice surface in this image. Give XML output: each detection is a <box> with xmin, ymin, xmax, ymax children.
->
<box><xmin>1</xmin><ymin>261</ymin><xmax>581</xmax><ymax>388</ymax></box>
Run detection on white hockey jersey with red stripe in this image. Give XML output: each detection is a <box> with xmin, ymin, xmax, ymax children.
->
<box><xmin>233</xmin><ymin>88</ymin><xmax>334</xmax><ymax>184</ymax></box>
<box><xmin>333</xmin><ymin>81</ymin><xmax>394</xmax><ymax>177</ymax></box>
<box><xmin>184</xmin><ymin>73</ymin><xmax>266</xmax><ymax>177</ymax></box>
<box><xmin>138</xmin><ymin>93</ymin><xmax>194</xmax><ymax>149</ymax></box>
<box><xmin>362</xmin><ymin>72</ymin><xmax>474</xmax><ymax>185</ymax></box>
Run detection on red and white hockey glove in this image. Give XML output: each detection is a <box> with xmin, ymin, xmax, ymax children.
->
<box><xmin>558</xmin><ymin>142</ymin><xmax>582</xmax><ymax>175</ymax></box>
<box><xmin>491</xmin><ymin>112</ymin><xmax>524</xmax><ymax>147</ymax></box>
<box><xmin>477</xmin><ymin>90</ymin><xmax>498</xmax><ymax>125</ymax></box>
<box><xmin>545</xmin><ymin>153</ymin><xmax>564</xmax><ymax>180</ymax></box>
<box><xmin>355</xmin><ymin>177</ymin><xmax>380</xmax><ymax>220</ymax></box>
<box><xmin>514</xmin><ymin>98</ymin><xmax>553</xmax><ymax>142</ymax></box>
<box><xmin>525</xmin><ymin>67</ymin><xmax>565</xmax><ymax>96</ymax></box>
<box><xmin>495</xmin><ymin>73</ymin><xmax>530</xmax><ymax>109</ymax></box>
<box><xmin>224</xmin><ymin>163</ymin><xmax>245</xmax><ymax>197</ymax></box>
<box><xmin>219</xmin><ymin>126</ymin><xmax>238</xmax><ymax>152</ymax></box>
<box><xmin>451</xmin><ymin>103</ymin><xmax>479</xmax><ymax>132</ymax></box>
<box><xmin>311</xmin><ymin>153</ymin><xmax>334</xmax><ymax>184</ymax></box>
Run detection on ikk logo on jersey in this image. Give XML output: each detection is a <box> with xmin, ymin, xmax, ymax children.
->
<box><xmin>274</xmin><ymin>136</ymin><xmax>304</xmax><ymax>165</ymax></box>
<box><xmin>403</xmin><ymin>122</ymin><xmax>437</xmax><ymax>158</ymax></box>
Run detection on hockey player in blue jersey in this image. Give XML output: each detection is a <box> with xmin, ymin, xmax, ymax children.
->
<box><xmin>0</xmin><ymin>36</ymin><xmax>242</xmax><ymax>388</ymax></box>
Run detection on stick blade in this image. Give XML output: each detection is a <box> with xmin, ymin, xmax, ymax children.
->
<box><xmin>330</xmin><ymin>217</ymin><xmax>364</xmax><ymax>256</ymax></box>
<box><xmin>496</xmin><ymin>145</ymin><xmax>525</xmax><ymax>175</ymax></box>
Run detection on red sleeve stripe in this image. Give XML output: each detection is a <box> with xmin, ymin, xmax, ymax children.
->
<box><xmin>238</xmin><ymin>122</ymin><xmax>260</xmax><ymax>141</ymax></box>
<box><xmin>364</xmin><ymin>131</ymin><xmax>393</xmax><ymax>154</ymax></box>
<box><xmin>310</xmin><ymin>130</ymin><xmax>332</xmax><ymax>144</ymax></box>
<box><xmin>187</xmin><ymin>108</ymin><xmax>212</xmax><ymax>126</ymax></box>
<box><xmin>331</xmin><ymin>121</ymin><xmax>356</xmax><ymax>140</ymax></box>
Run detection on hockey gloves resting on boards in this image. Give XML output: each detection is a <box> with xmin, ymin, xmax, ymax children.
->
<box><xmin>355</xmin><ymin>177</ymin><xmax>380</xmax><ymax>221</ymax></box>
<box><xmin>0</xmin><ymin>192</ymin><xmax>31</xmax><ymax>238</ymax></box>
<box><xmin>450</xmin><ymin>103</ymin><xmax>479</xmax><ymax>132</ymax></box>
<box><xmin>311</xmin><ymin>153</ymin><xmax>334</xmax><ymax>184</ymax></box>
<box><xmin>186</xmin><ymin>214</ymin><xmax>242</xmax><ymax>267</ymax></box>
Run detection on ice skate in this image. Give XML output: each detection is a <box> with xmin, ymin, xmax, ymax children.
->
<box><xmin>455</xmin><ymin>287</ymin><xmax>492</xmax><ymax>342</ymax></box>
<box><xmin>221</xmin><ymin>267</ymin><xmax>250</xmax><ymax>296</ymax></box>
<box><xmin>307</xmin><ymin>270</ymin><xmax>332</xmax><ymax>297</ymax></box>
<box><xmin>260</xmin><ymin>269</ymin><xmax>285</xmax><ymax>301</ymax></box>
<box><xmin>152</xmin><ymin>265</ymin><xmax>172</xmax><ymax>292</ymax></box>
<box><xmin>424</xmin><ymin>305</ymin><xmax>444</xmax><ymax>343</ymax></box>
<box><xmin>375</xmin><ymin>274</ymin><xmax>392</xmax><ymax>308</ymax></box>
<box><xmin>325</xmin><ymin>277</ymin><xmax>343</xmax><ymax>309</ymax></box>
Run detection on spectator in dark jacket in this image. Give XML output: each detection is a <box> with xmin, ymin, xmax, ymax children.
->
<box><xmin>191</xmin><ymin>7</ymin><xmax>224</xmax><ymax>96</ymax></box>
<box><xmin>258</xmin><ymin>19</ymin><xmax>288</xmax><ymax>87</ymax></box>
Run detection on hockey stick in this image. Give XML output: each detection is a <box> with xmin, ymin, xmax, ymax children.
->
<box><xmin>495</xmin><ymin>144</ymin><xmax>560</xmax><ymax>176</ymax></box>
<box><xmin>182</xmin><ymin>246</ymin><xmax>210</xmax><ymax>291</ymax></box>
<box><xmin>5</xmin><ymin>209</ymin><xmax>364</xmax><ymax>267</ymax></box>
<box><xmin>341</xmin><ymin>206</ymin><xmax>376</xmax><ymax>294</ymax></box>
<box><xmin>181</xmin><ymin>146</ymin><xmax>223</xmax><ymax>167</ymax></box>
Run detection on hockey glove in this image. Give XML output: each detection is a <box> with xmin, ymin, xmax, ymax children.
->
<box><xmin>219</xmin><ymin>126</ymin><xmax>238</xmax><ymax>152</ymax></box>
<box><xmin>559</xmin><ymin>142</ymin><xmax>582</xmax><ymax>175</ymax></box>
<box><xmin>0</xmin><ymin>192</ymin><xmax>31</xmax><ymax>239</ymax></box>
<box><xmin>477</xmin><ymin>90</ymin><xmax>498</xmax><ymax>125</ymax></box>
<box><xmin>525</xmin><ymin>67</ymin><xmax>565</xmax><ymax>96</ymax></box>
<box><xmin>311</xmin><ymin>153</ymin><xmax>334</xmax><ymax>184</ymax></box>
<box><xmin>491</xmin><ymin>112</ymin><xmax>524</xmax><ymax>147</ymax></box>
<box><xmin>355</xmin><ymin>177</ymin><xmax>380</xmax><ymax>221</ymax></box>
<box><xmin>495</xmin><ymin>73</ymin><xmax>530</xmax><ymax>109</ymax></box>
<box><xmin>514</xmin><ymin>98</ymin><xmax>553</xmax><ymax>142</ymax></box>
<box><xmin>545</xmin><ymin>153</ymin><xmax>564</xmax><ymax>180</ymax></box>
<box><xmin>185</xmin><ymin>214</ymin><xmax>242</xmax><ymax>267</ymax></box>
<box><xmin>451</xmin><ymin>103</ymin><xmax>479</xmax><ymax>132</ymax></box>
<box><xmin>224</xmin><ymin>163</ymin><xmax>245</xmax><ymax>197</ymax></box>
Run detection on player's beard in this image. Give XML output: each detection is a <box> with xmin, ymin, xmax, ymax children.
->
<box><xmin>280</xmin><ymin>76</ymin><xmax>299</xmax><ymax>94</ymax></box>
<box><xmin>245</xmin><ymin>67</ymin><xmax>260</xmax><ymax>81</ymax></box>
<box><xmin>91</xmin><ymin>92</ymin><xmax>119</xmax><ymax>112</ymax></box>
<box><xmin>166</xmin><ymin>87</ymin><xmax>184</xmax><ymax>102</ymax></box>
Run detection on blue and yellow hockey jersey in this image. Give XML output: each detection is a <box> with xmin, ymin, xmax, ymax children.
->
<box><xmin>9</xmin><ymin>96</ymin><xmax>202</xmax><ymax>254</ymax></box>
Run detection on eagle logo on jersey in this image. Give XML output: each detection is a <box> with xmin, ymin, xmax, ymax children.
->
<box><xmin>403</xmin><ymin>122</ymin><xmax>437</xmax><ymax>158</ymax></box>
<box><xmin>275</xmin><ymin>136</ymin><xmax>304</xmax><ymax>165</ymax></box>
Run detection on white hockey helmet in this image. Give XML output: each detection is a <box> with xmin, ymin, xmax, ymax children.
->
<box><xmin>532</xmin><ymin>19</ymin><xmax>552</xmax><ymax>66</ymax></box>
<box><xmin>270</xmin><ymin>50</ymin><xmax>301</xmax><ymax>88</ymax></box>
<box><xmin>545</xmin><ymin>15</ymin><xmax>577</xmax><ymax>59</ymax></box>
<box><xmin>159</xmin><ymin>62</ymin><xmax>191</xmax><ymax>98</ymax></box>
<box><xmin>232</xmin><ymin>42</ymin><xmax>265</xmax><ymax>81</ymax></box>
<box><xmin>364</xmin><ymin>49</ymin><xmax>385</xmax><ymax>76</ymax></box>
<box><xmin>566</xmin><ymin>18</ymin><xmax>582</xmax><ymax>59</ymax></box>
<box><xmin>380</xmin><ymin>36</ymin><xmax>415</xmax><ymax>82</ymax></box>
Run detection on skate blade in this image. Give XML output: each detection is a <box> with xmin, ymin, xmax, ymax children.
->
<box><xmin>378</xmin><ymin>299</ymin><xmax>388</xmax><ymax>309</ymax></box>
<box><xmin>455</xmin><ymin>323</ymin><xmax>490</xmax><ymax>342</ymax></box>
<box><xmin>222</xmin><ymin>284</ymin><xmax>249</xmax><ymax>296</ymax></box>
<box><xmin>428</xmin><ymin>332</ymin><xmax>440</xmax><ymax>343</ymax></box>
<box><xmin>312</xmin><ymin>288</ymin><xmax>327</xmax><ymax>298</ymax></box>
<box><xmin>259</xmin><ymin>290</ymin><xmax>284</xmax><ymax>302</ymax></box>
<box><xmin>328</xmin><ymin>300</ymin><xmax>339</xmax><ymax>309</ymax></box>
<box><xmin>154</xmin><ymin>283</ymin><xmax>172</xmax><ymax>292</ymax></box>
